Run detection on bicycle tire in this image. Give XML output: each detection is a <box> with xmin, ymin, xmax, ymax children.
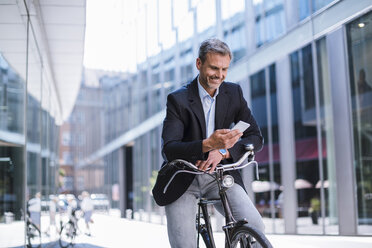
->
<box><xmin>27</xmin><ymin>222</ymin><xmax>41</xmax><ymax>248</ymax></box>
<box><xmin>59</xmin><ymin>221</ymin><xmax>76</xmax><ymax>248</ymax></box>
<box><xmin>228</xmin><ymin>225</ymin><xmax>273</xmax><ymax>248</ymax></box>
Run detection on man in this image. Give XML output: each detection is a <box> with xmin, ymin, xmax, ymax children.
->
<box><xmin>152</xmin><ymin>38</ymin><xmax>264</xmax><ymax>248</ymax></box>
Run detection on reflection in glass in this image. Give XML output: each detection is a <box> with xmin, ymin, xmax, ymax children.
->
<box><xmin>225</xmin><ymin>23</ymin><xmax>246</xmax><ymax>63</ymax></box>
<box><xmin>290</xmin><ymin>40</ymin><xmax>338</xmax><ymax>234</ymax></box>
<box><xmin>253</xmin><ymin>0</ymin><xmax>285</xmax><ymax>47</ymax></box>
<box><xmin>268</xmin><ymin>64</ymin><xmax>282</xmax><ymax>234</ymax></box>
<box><xmin>0</xmin><ymin>54</ymin><xmax>25</xmax><ymax>134</ymax></box>
<box><xmin>299</xmin><ymin>0</ymin><xmax>335</xmax><ymax>21</ymax></box>
<box><xmin>0</xmin><ymin>55</ymin><xmax>26</xmax><ymax>245</ymax></box>
<box><xmin>316</xmin><ymin>37</ymin><xmax>338</xmax><ymax>234</ymax></box>
<box><xmin>346</xmin><ymin>11</ymin><xmax>372</xmax><ymax>235</ymax></box>
<box><xmin>250</xmin><ymin>69</ymin><xmax>269</xmax><ymax>228</ymax></box>
<box><xmin>290</xmin><ymin>46</ymin><xmax>320</xmax><ymax>234</ymax></box>
<box><xmin>250</xmin><ymin>65</ymin><xmax>282</xmax><ymax>233</ymax></box>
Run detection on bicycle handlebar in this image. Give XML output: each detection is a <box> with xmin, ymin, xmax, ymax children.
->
<box><xmin>163</xmin><ymin>148</ymin><xmax>259</xmax><ymax>194</ymax></box>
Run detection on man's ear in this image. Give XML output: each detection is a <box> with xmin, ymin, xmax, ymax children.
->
<box><xmin>196</xmin><ymin>58</ymin><xmax>201</xmax><ymax>70</ymax></box>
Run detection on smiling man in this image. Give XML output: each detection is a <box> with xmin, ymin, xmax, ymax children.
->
<box><xmin>152</xmin><ymin>38</ymin><xmax>265</xmax><ymax>248</ymax></box>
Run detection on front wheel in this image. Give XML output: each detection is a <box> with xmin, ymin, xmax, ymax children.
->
<box><xmin>27</xmin><ymin>222</ymin><xmax>41</xmax><ymax>248</ymax></box>
<box><xmin>59</xmin><ymin>221</ymin><xmax>76</xmax><ymax>248</ymax></box>
<box><xmin>228</xmin><ymin>225</ymin><xmax>273</xmax><ymax>248</ymax></box>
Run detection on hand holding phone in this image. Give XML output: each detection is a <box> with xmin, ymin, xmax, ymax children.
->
<box><xmin>232</xmin><ymin>121</ymin><xmax>250</xmax><ymax>133</ymax></box>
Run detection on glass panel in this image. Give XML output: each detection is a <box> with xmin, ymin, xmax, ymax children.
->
<box><xmin>290</xmin><ymin>46</ymin><xmax>322</xmax><ymax>234</ymax></box>
<box><xmin>0</xmin><ymin>147</ymin><xmax>25</xmax><ymax>246</ymax></box>
<box><xmin>250</xmin><ymin>65</ymin><xmax>282</xmax><ymax>234</ymax></box>
<box><xmin>299</xmin><ymin>0</ymin><xmax>335</xmax><ymax>20</ymax></box>
<box><xmin>346</xmin><ymin>11</ymin><xmax>372</xmax><ymax>235</ymax></box>
<box><xmin>221</xmin><ymin>0</ymin><xmax>244</xmax><ymax>20</ymax></box>
<box><xmin>299</xmin><ymin>0</ymin><xmax>311</xmax><ymax>20</ymax></box>
<box><xmin>150</xmin><ymin>128</ymin><xmax>162</xmax><ymax>223</ymax></box>
<box><xmin>316</xmin><ymin>37</ymin><xmax>338</xmax><ymax>234</ymax></box>
<box><xmin>312</xmin><ymin>0</ymin><xmax>334</xmax><ymax>12</ymax></box>
<box><xmin>225</xmin><ymin>24</ymin><xmax>246</xmax><ymax>63</ymax></box>
<box><xmin>26</xmin><ymin>23</ymin><xmax>42</xmax><ymax>244</ymax></box>
<box><xmin>290</xmin><ymin>40</ymin><xmax>337</xmax><ymax>234</ymax></box>
<box><xmin>0</xmin><ymin>54</ymin><xmax>25</xmax><ymax>134</ymax></box>
<box><xmin>196</xmin><ymin>0</ymin><xmax>216</xmax><ymax>33</ymax></box>
<box><xmin>250</xmin><ymin>70</ymin><xmax>270</xmax><ymax>228</ymax></box>
<box><xmin>0</xmin><ymin>3</ymin><xmax>27</xmax><ymax>246</ymax></box>
<box><xmin>269</xmin><ymin>64</ymin><xmax>283</xmax><ymax>234</ymax></box>
<box><xmin>133</xmin><ymin>135</ymin><xmax>150</xmax><ymax>221</ymax></box>
<box><xmin>253</xmin><ymin>0</ymin><xmax>285</xmax><ymax>47</ymax></box>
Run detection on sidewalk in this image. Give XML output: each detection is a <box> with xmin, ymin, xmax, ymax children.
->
<box><xmin>48</xmin><ymin>213</ymin><xmax>371</xmax><ymax>248</ymax></box>
<box><xmin>1</xmin><ymin>212</ymin><xmax>371</xmax><ymax>248</ymax></box>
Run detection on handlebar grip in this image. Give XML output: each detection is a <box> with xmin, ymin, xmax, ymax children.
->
<box><xmin>244</xmin><ymin>144</ymin><xmax>255</xmax><ymax>162</ymax></box>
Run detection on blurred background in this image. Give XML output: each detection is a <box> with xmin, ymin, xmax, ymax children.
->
<box><xmin>0</xmin><ymin>0</ymin><xmax>372</xmax><ymax>246</ymax></box>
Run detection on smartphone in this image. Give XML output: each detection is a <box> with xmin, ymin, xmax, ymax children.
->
<box><xmin>232</xmin><ymin>121</ymin><xmax>250</xmax><ymax>133</ymax></box>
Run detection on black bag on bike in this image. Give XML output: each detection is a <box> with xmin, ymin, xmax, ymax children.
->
<box><xmin>152</xmin><ymin>161</ymin><xmax>195</xmax><ymax>206</ymax></box>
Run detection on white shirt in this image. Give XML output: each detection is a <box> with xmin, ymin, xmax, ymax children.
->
<box><xmin>198</xmin><ymin>76</ymin><xmax>219</xmax><ymax>138</ymax></box>
<box><xmin>28</xmin><ymin>197</ymin><xmax>41</xmax><ymax>212</ymax></box>
<box><xmin>81</xmin><ymin>197</ymin><xmax>94</xmax><ymax>212</ymax></box>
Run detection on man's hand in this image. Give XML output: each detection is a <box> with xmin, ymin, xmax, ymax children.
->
<box><xmin>202</xmin><ymin>129</ymin><xmax>242</xmax><ymax>153</ymax></box>
<box><xmin>195</xmin><ymin>150</ymin><xmax>223</xmax><ymax>172</ymax></box>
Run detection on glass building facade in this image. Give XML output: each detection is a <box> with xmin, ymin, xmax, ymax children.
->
<box><xmin>0</xmin><ymin>1</ymin><xmax>85</xmax><ymax>246</ymax></box>
<box><xmin>75</xmin><ymin>0</ymin><xmax>372</xmax><ymax>236</ymax></box>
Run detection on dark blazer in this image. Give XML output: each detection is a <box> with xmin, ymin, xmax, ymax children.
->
<box><xmin>152</xmin><ymin>77</ymin><xmax>263</xmax><ymax>206</ymax></box>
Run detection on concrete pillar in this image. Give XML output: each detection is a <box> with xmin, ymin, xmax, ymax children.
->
<box><xmin>327</xmin><ymin>27</ymin><xmax>357</xmax><ymax>235</ymax></box>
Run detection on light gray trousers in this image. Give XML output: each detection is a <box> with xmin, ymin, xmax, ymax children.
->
<box><xmin>165</xmin><ymin>174</ymin><xmax>265</xmax><ymax>248</ymax></box>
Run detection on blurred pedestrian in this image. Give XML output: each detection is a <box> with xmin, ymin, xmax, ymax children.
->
<box><xmin>28</xmin><ymin>192</ymin><xmax>41</xmax><ymax>230</ymax></box>
<box><xmin>81</xmin><ymin>191</ymin><xmax>94</xmax><ymax>236</ymax></box>
<box><xmin>48</xmin><ymin>195</ymin><xmax>58</xmax><ymax>234</ymax></box>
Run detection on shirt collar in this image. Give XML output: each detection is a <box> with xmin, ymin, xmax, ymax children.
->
<box><xmin>197</xmin><ymin>75</ymin><xmax>219</xmax><ymax>100</ymax></box>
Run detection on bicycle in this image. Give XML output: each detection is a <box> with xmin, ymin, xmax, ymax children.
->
<box><xmin>59</xmin><ymin>208</ymin><xmax>80</xmax><ymax>248</ymax></box>
<box><xmin>26</xmin><ymin>212</ymin><xmax>41</xmax><ymax>248</ymax></box>
<box><xmin>164</xmin><ymin>144</ymin><xmax>273</xmax><ymax>248</ymax></box>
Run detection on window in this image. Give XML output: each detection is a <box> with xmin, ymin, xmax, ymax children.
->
<box><xmin>299</xmin><ymin>0</ymin><xmax>336</xmax><ymax>21</ymax></box>
<box><xmin>290</xmin><ymin>39</ymin><xmax>338</xmax><ymax>234</ymax></box>
<box><xmin>253</xmin><ymin>0</ymin><xmax>285</xmax><ymax>47</ymax></box>
<box><xmin>250</xmin><ymin>65</ymin><xmax>282</xmax><ymax>233</ymax></box>
<box><xmin>346</xmin><ymin>11</ymin><xmax>372</xmax><ymax>235</ymax></box>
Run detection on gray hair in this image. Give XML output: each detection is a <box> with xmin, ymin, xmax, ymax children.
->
<box><xmin>198</xmin><ymin>38</ymin><xmax>232</xmax><ymax>63</ymax></box>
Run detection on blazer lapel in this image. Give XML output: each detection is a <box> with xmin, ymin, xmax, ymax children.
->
<box><xmin>215</xmin><ymin>82</ymin><xmax>230</xmax><ymax>130</ymax></box>
<box><xmin>188</xmin><ymin>78</ymin><xmax>207</xmax><ymax>139</ymax></box>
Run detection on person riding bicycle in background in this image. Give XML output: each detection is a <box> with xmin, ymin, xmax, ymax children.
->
<box><xmin>152</xmin><ymin>38</ymin><xmax>265</xmax><ymax>248</ymax></box>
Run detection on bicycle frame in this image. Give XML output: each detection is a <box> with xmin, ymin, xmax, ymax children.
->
<box><xmin>196</xmin><ymin>146</ymin><xmax>257</xmax><ymax>248</ymax></box>
<box><xmin>165</xmin><ymin>144</ymin><xmax>260</xmax><ymax>248</ymax></box>
<box><xmin>196</xmin><ymin>167</ymin><xmax>250</xmax><ymax>248</ymax></box>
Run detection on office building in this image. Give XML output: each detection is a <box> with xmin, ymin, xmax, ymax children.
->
<box><xmin>0</xmin><ymin>0</ymin><xmax>86</xmax><ymax>246</ymax></box>
<box><xmin>78</xmin><ymin>0</ymin><xmax>372</xmax><ymax>236</ymax></box>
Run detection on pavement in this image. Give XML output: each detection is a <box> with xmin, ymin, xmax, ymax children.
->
<box><xmin>1</xmin><ymin>211</ymin><xmax>372</xmax><ymax>248</ymax></box>
<box><xmin>41</xmin><ymin>213</ymin><xmax>372</xmax><ymax>248</ymax></box>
